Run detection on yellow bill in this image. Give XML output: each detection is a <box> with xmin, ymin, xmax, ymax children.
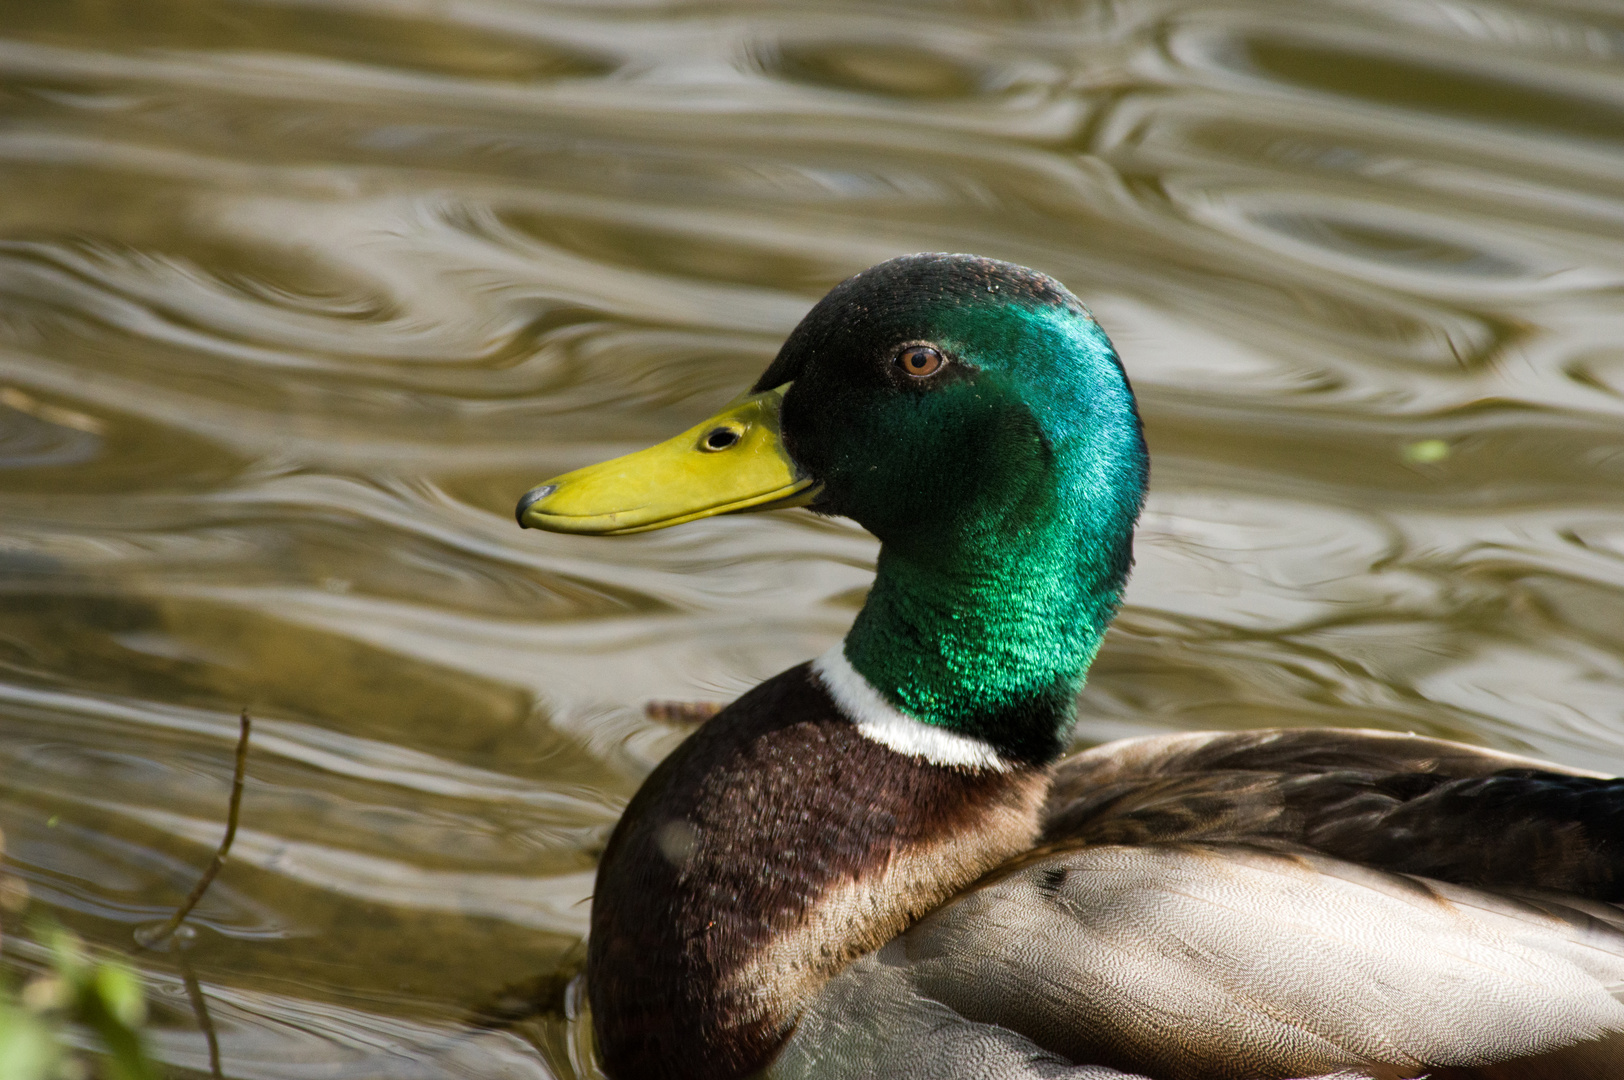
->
<box><xmin>516</xmin><ymin>383</ymin><xmax>819</xmax><ymax>535</ymax></box>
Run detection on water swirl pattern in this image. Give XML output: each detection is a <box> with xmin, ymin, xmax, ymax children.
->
<box><xmin>2</xmin><ymin>0</ymin><xmax>1624</xmax><ymax>1075</ymax></box>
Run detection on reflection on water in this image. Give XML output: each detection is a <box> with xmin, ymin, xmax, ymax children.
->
<box><xmin>2</xmin><ymin>0</ymin><xmax>1624</xmax><ymax>1074</ymax></box>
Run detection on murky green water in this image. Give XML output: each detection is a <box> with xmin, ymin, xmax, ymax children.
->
<box><xmin>2</xmin><ymin>0</ymin><xmax>1623</xmax><ymax>1074</ymax></box>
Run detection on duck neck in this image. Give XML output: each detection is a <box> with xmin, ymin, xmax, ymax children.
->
<box><xmin>842</xmin><ymin>472</ymin><xmax>1138</xmax><ymax>766</ymax></box>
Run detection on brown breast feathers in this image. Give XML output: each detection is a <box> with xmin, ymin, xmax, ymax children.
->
<box><xmin>587</xmin><ymin>662</ymin><xmax>1049</xmax><ymax>1080</ymax></box>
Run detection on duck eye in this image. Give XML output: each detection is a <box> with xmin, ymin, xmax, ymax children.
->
<box><xmin>701</xmin><ymin>425</ymin><xmax>742</xmax><ymax>451</ymax></box>
<box><xmin>896</xmin><ymin>345</ymin><xmax>944</xmax><ymax>378</ymax></box>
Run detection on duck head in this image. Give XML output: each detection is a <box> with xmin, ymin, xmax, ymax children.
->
<box><xmin>519</xmin><ymin>253</ymin><xmax>1147</xmax><ymax>764</ymax></box>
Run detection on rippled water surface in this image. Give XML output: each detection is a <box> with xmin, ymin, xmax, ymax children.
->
<box><xmin>3</xmin><ymin>0</ymin><xmax>1624</xmax><ymax>1074</ymax></box>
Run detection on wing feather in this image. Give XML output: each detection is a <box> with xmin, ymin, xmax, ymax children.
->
<box><xmin>1045</xmin><ymin>730</ymin><xmax>1624</xmax><ymax>899</ymax></box>
<box><xmin>785</xmin><ymin>843</ymin><xmax>1624</xmax><ymax>1079</ymax></box>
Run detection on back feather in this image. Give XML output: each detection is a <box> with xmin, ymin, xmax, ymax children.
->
<box><xmin>1045</xmin><ymin>729</ymin><xmax>1624</xmax><ymax>899</ymax></box>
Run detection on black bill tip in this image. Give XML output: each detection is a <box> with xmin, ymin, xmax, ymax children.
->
<box><xmin>515</xmin><ymin>484</ymin><xmax>557</xmax><ymax>528</ymax></box>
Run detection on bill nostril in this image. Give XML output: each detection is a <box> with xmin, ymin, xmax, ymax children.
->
<box><xmin>703</xmin><ymin>427</ymin><xmax>742</xmax><ymax>451</ymax></box>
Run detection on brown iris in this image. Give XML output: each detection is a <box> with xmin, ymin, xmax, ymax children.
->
<box><xmin>897</xmin><ymin>345</ymin><xmax>944</xmax><ymax>377</ymax></box>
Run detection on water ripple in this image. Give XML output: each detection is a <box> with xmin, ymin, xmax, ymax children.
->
<box><xmin>5</xmin><ymin>0</ymin><xmax>1624</xmax><ymax>1074</ymax></box>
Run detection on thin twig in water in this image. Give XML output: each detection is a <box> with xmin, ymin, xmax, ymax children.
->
<box><xmin>173</xmin><ymin>937</ymin><xmax>223</xmax><ymax>1080</ymax></box>
<box><xmin>142</xmin><ymin>710</ymin><xmax>251</xmax><ymax>945</ymax></box>
<box><xmin>644</xmin><ymin>700</ymin><xmax>723</xmax><ymax>726</ymax></box>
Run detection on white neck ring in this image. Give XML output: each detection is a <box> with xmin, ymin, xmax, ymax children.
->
<box><xmin>811</xmin><ymin>645</ymin><xmax>1010</xmax><ymax>772</ymax></box>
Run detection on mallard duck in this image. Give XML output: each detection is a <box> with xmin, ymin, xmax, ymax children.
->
<box><xmin>515</xmin><ymin>254</ymin><xmax>1624</xmax><ymax>1080</ymax></box>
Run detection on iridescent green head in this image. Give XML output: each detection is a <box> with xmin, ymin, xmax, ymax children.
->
<box><xmin>520</xmin><ymin>253</ymin><xmax>1147</xmax><ymax>764</ymax></box>
<box><xmin>757</xmin><ymin>254</ymin><xmax>1147</xmax><ymax>762</ymax></box>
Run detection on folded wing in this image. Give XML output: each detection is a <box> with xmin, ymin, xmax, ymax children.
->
<box><xmin>779</xmin><ymin>730</ymin><xmax>1624</xmax><ymax>1079</ymax></box>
